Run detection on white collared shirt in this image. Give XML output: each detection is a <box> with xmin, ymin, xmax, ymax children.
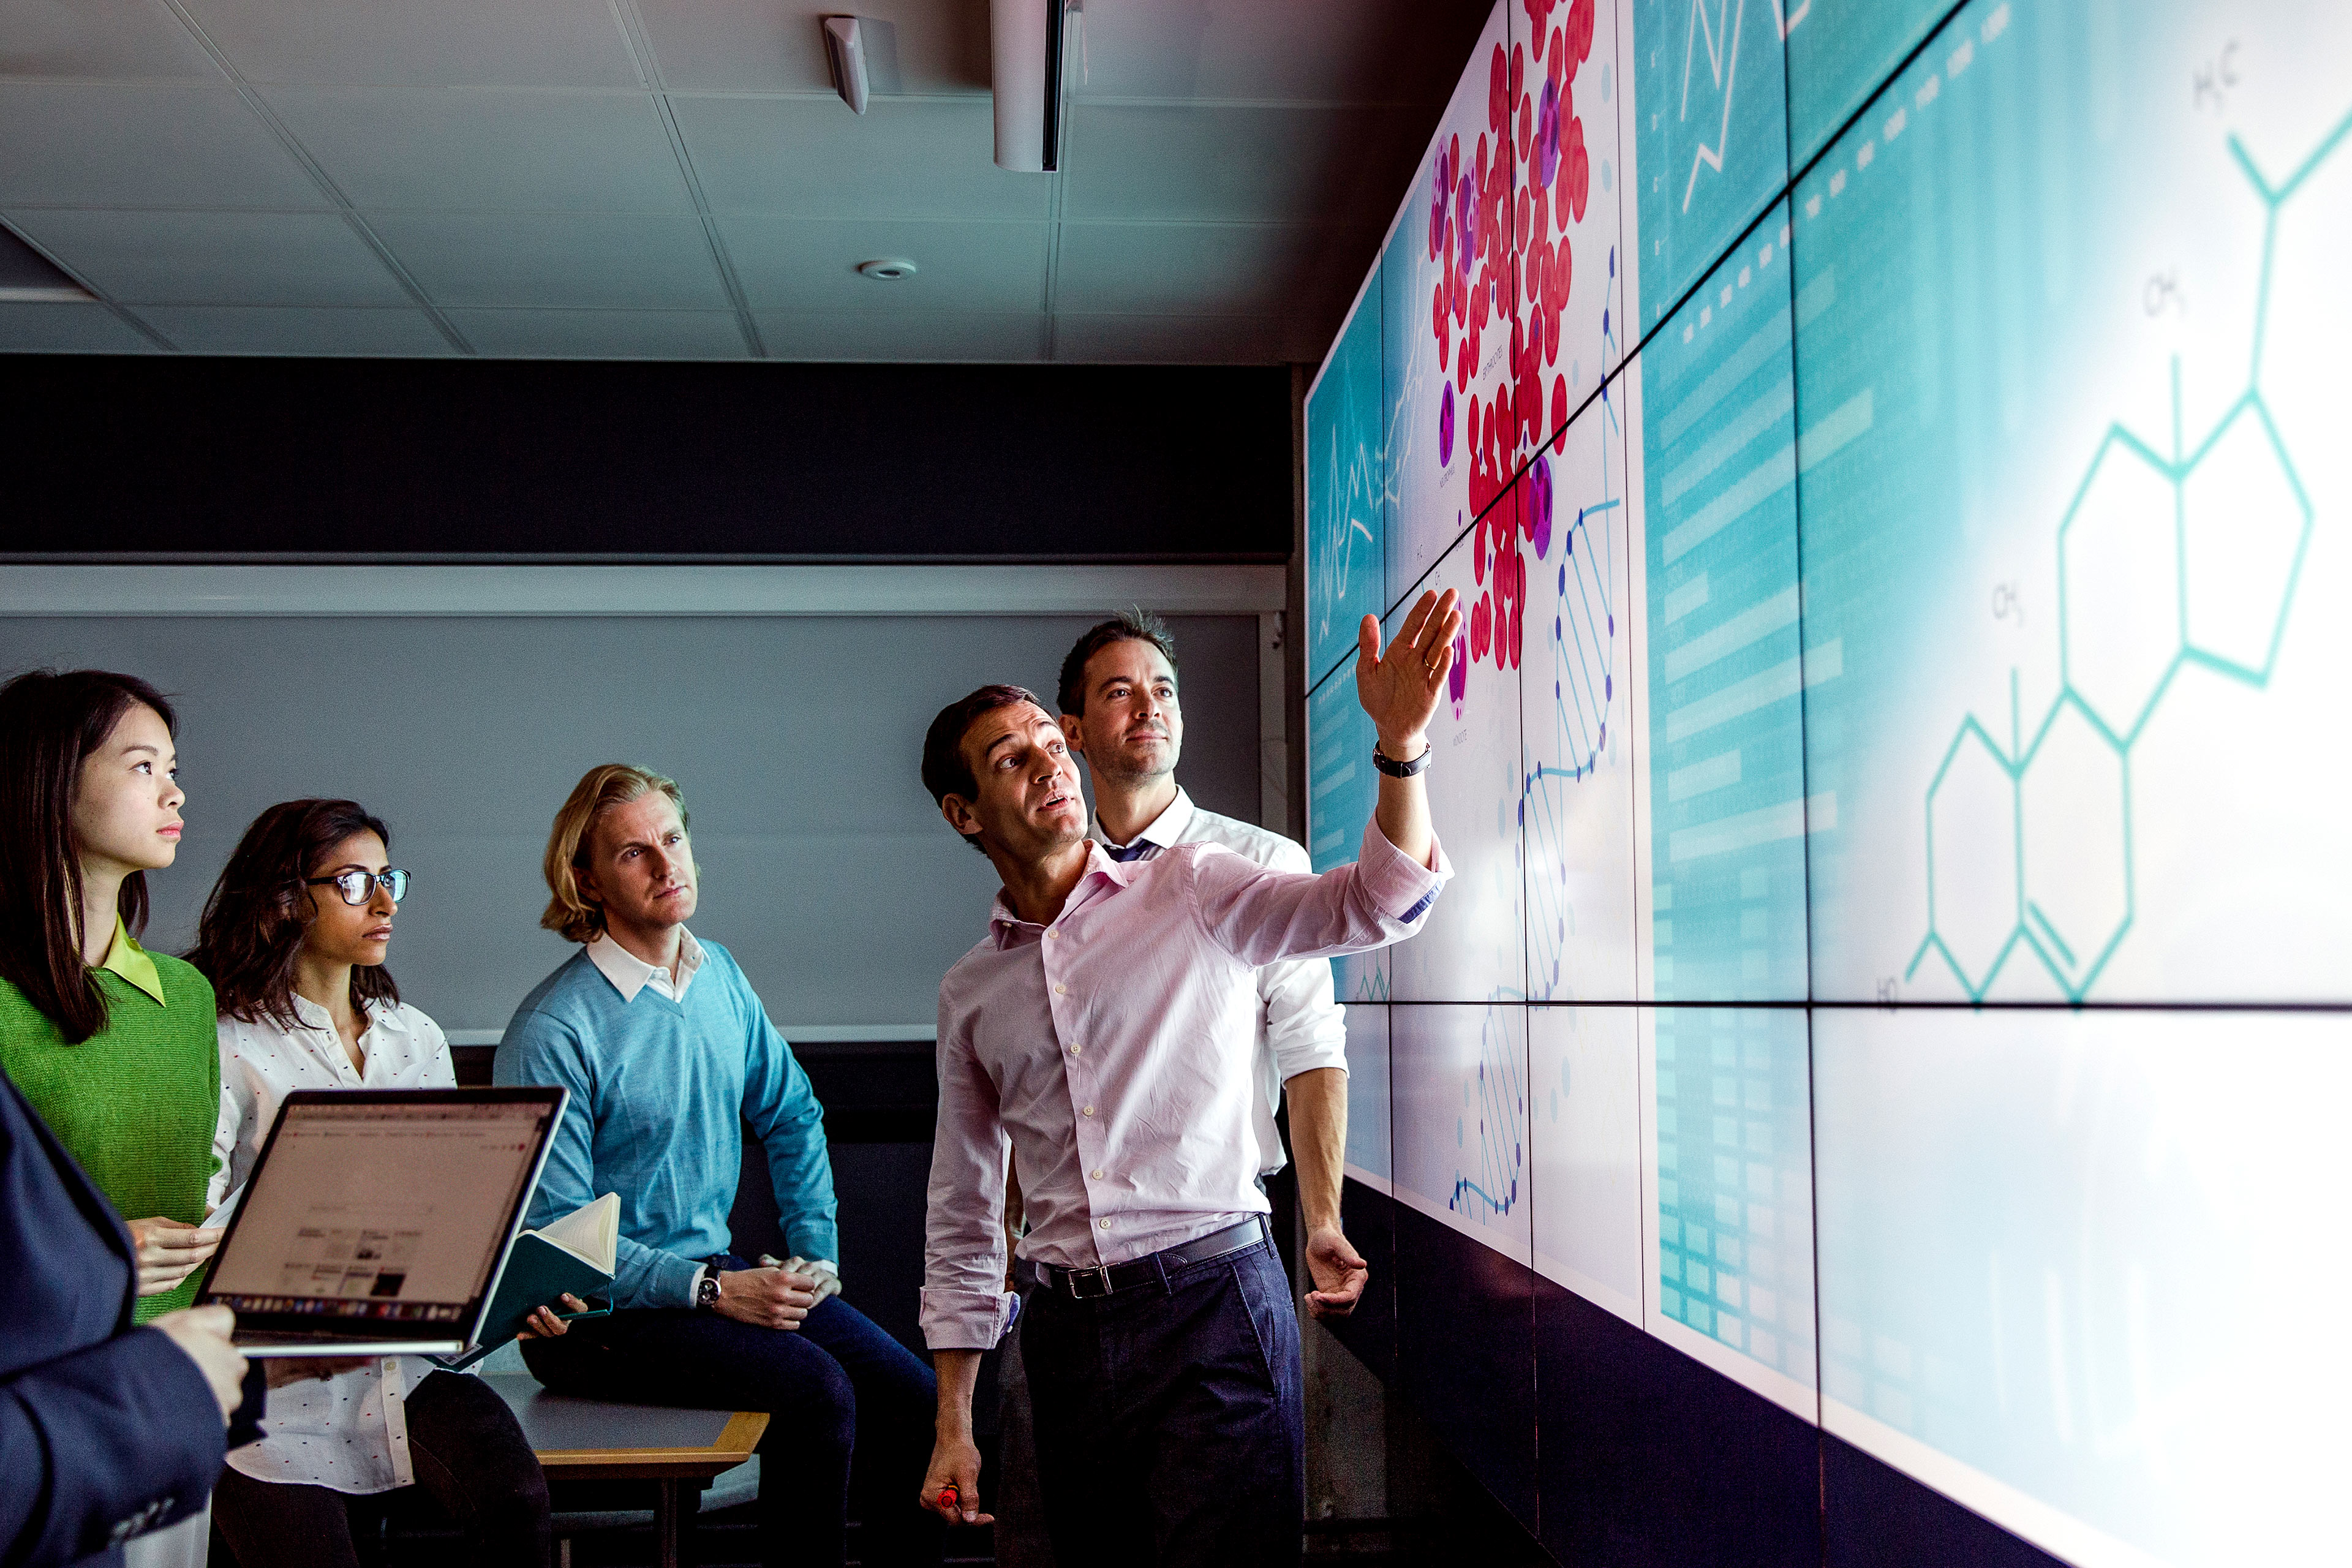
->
<box><xmin>922</xmin><ymin>818</ymin><xmax>1448</xmax><ymax>1349</ymax></box>
<box><xmin>1091</xmin><ymin>788</ymin><xmax>1351</xmax><ymax>1175</ymax></box>
<box><xmin>586</xmin><ymin>927</ymin><xmax>706</xmax><ymax>1005</ymax></box>
<box><xmin>207</xmin><ymin>995</ymin><xmax>459</xmax><ymax>1494</ymax></box>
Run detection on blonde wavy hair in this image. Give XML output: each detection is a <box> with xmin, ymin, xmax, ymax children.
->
<box><xmin>540</xmin><ymin>763</ymin><xmax>690</xmax><ymax>944</ymax></box>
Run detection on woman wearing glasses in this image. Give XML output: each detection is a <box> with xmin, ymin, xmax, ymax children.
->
<box><xmin>190</xmin><ymin>799</ymin><xmax>567</xmax><ymax>1568</ymax></box>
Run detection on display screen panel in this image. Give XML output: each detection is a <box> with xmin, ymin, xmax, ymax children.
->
<box><xmin>1306</xmin><ymin>662</ymin><xmax>1390</xmax><ymax>1005</ymax></box>
<box><xmin>1813</xmin><ymin>1006</ymin><xmax>2352</xmax><ymax>1566</ymax></box>
<box><xmin>1383</xmin><ymin>508</ymin><xmax>1526</xmax><ymax>1005</ymax></box>
<box><xmin>1382</xmin><ymin>2</ymin><xmax>1517</xmax><ymax>611</ymax></box>
<box><xmin>1304</xmin><ymin>274</ymin><xmax>1387</xmax><ymax>690</ymax></box>
<box><xmin>1300</xmin><ymin>1</ymin><xmax>2352</xmax><ymax>1559</ymax></box>
<box><xmin>1390</xmin><ymin>1002</ymin><xmax>1532</xmax><ymax>1267</ymax></box>
<box><xmin>1627</xmin><ymin>201</ymin><xmax>1810</xmax><ymax>1005</ymax></box>
<box><xmin>1527</xmin><ymin>1003</ymin><xmax>1642</xmax><ymax>1325</ymax></box>
<box><xmin>1624</xmin><ymin>0</ymin><xmax>1789</xmax><ymax>337</ymax></box>
<box><xmin>1519</xmin><ymin>399</ymin><xmax>1639</xmax><ymax>1003</ymax></box>
<box><xmin>1795</xmin><ymin>0</ymin><xmax>2352</xmax><ymax>1006</ymax></box>
<box><xmin>1509</xmin><ymin>0</ymin><xmax>1629</xmax><ymax>464</ymax></box>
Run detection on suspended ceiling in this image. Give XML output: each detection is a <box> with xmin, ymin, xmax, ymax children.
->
<box><xmin>0</xmin><ymin>0</ymin><xmax>1489</xmax><ymax>362</ymax></box>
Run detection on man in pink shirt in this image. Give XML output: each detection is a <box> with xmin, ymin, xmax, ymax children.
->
<box><xmin>914</xmin><ymin>589</ymin><xmax>1462</xmax><ymax>1567</ymax></box>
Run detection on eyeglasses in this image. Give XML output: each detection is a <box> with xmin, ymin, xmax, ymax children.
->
<box><xmin>304</xmin><ymin>869</ymin><xmax>410</xmax><ymax>906</ymax></box>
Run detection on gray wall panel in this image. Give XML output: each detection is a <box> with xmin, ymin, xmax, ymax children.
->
<box><xmin>0</xmin><ymin>612</ymin><xmax>1260</xmax><ymax>1034</ymax></box>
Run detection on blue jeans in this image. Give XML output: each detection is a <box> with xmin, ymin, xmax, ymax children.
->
<box><xmin>1020</xmin><ymin>1237</ymin><xmax>1305</xmax><ymax>1568</ymax></box>
<box><xmin>520</xmin><ymin>1270</ymin><xmax>941</xmax><ymax>1568</ymax></box>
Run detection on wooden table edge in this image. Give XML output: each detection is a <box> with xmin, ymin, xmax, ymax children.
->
<box><xmin>530</xmin><ymin>1410</ymin><xmax>769</xmax><ymax>1472</ymax></box>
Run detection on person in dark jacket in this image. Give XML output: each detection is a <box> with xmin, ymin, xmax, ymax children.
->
<box><xmin>0</xmin><ymin>1063</ymin><xmax>246</xmax><ymax>1567</ymax></box>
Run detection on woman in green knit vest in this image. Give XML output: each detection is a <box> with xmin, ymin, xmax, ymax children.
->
<box><xmin>0</xmin><ymin>669</ymin><xmax>225</xmax><ymax>1324</ymax></box>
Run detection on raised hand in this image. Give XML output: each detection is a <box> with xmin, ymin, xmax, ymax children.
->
<box><xmin>1355</xmin><ymin>589</ymin><xmax>1464</xmax><ymax>758</ymax></box>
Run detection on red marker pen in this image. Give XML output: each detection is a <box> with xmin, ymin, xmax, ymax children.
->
<box><xmin>937</xmin><ymin>1486</ymin><xmax>960</xmax><ymax>1512</ymax></box>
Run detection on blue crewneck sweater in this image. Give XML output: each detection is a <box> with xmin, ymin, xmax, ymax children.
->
<box><xmin>494</xmin><ymin>940</ymin><xmax>835</xmax><ymax>1309</ymax></box>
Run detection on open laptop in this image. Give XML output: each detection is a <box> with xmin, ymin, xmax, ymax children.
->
<box><xmin>197</xmin><ymin>1087</ymin><xmax>566</xmax><ymax>1357</ymax></box>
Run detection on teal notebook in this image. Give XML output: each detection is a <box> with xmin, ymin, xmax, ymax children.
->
<box><xmin>434</xmin><ymin>1193</ymin><xmax>618</xmax><ymax>1370</ymax></box>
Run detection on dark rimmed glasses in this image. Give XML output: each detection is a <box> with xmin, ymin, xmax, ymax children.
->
<box><xmin>304</xmin><ymin>869</ymin><xmax>410</xmax><ymax>906</ymax></box>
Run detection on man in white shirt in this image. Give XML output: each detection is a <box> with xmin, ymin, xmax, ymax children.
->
<box><xmin>915</xmin><ymin>588</ymin><xmax>1460</xmax><ymax>1567</ymax></box>
<box><xmin>1057</xmin><ymin>610</ymin><xmax>1367</xmax><ymax>1314</ymax></box>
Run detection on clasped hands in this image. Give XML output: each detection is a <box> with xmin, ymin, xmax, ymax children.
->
<box><xmin>714</xmin><ymin>1254</ymin><xmax>841</xmax><ymax>1331</ymax></box>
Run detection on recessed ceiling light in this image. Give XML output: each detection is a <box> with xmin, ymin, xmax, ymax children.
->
<box><xmin>857</xmin><ymin>257</ymin><xmax>918</xmax><ymax>281</ymax></box>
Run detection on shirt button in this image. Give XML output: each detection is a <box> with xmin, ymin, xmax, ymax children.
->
<box><xmin>1098</xmin><ymin>1218</ymin><xmax>1112</xmax><ymax>1229</ymax></box>
<box><xmin>1069</xmin><ymin>1043</ymin><xmax>1082</xmax><ymax>1055</ymax></box>
<box><xmin>1046</xmin><ymin>930</ymin><xmax>1057</xmax><ymax>940</ymax></box>
<box><xmin>1082</xmin><ymin>1105</ymin><xmax>1095</xmax><ymax>1117</ymax></box>
<box><xmin>1090</xmin><ymin>1168</ymin><xmax>1104</xmax><ymax>1179</ymax></box>
<box><xmin>1053</xmin><ymin>982</ymin><xmax>1068</xmax><ymax>995</ymax></box>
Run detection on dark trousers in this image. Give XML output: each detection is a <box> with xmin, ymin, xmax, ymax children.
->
<box><xmin>213</xmin><ymin>1368</ymin><xmax>551</xmax><ymax>1568</ymax></box>
<box><xmin>520</xmin><ymin>1289</ymin><xmax>943</xmax><ymax>1568</ymax></box>
<box><xmin>1022</xmin><ymin>1238</ymin><xmax>1305</xmax><ymax>1568</ymax></box>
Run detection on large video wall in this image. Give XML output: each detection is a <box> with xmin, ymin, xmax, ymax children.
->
<box><xmin>1305</xmin><ymin>2</ymin><xmax>2350</xmax><ymax>1563</ymax></box>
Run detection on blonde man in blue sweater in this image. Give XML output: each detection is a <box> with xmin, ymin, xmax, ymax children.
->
<box><xmin>496</xmin><ymin>764</ymin><xmax>941</xmax><ymax>1568</ymax></box>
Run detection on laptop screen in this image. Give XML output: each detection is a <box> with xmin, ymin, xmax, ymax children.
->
<box><xmin>203</xmin><ymin>1090</ymin><xmax>561</xmax><ymax>1331</ymax></box>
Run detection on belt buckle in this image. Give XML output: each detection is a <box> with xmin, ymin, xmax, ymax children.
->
<box><xmin>1066</xmin><ymin>1264</ymin><xmax>1114</xmax><ymax>1300</ymax></box>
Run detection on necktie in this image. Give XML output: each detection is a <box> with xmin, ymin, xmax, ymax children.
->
<box><xmin>1102</xmin><ymin>840</ymin><xmax>1154</xmax><ymax>862</ymax></box>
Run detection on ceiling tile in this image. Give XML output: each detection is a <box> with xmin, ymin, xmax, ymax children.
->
<box><xmin>368</xmin><ymin>212</ymin><xmax>729</xmax><ymax>309</ymax></box>
<box><xmin>263</xmin><ymin>88</ymin><xmax>694</xmax><ymax>213</ymax></box>
<box><xmin>137</xmin><ymin>304</ymin><xmax>452</xmax><ymax>353</ymax></box>
<box><xmin>1061</xmin><ymin>102</ymin><xmax>1424</xmax><ymax>224</ymax></box>
<box><xmin>1053</xmin><ymin>220</ymin><xmax>1374</xmax><ymax>319</ymax></box>
<box><xmin>448</xmin><ymin>307</ymin><xmax>748</xmax><ymax>358</ymax></box>
<box><xmin>753</xmin><ymin>309</ymin><xmax>1046</xmax><ymax>362</ymax></box>
<box><xmin>6</xmin><ymin>209</ymin><xmax>412</xmax><ymax>304</ymax></box>
<box><xmin>0</xmin><ymin>0</ymin><xmax>223</xmax><ymax>81</ymax></box>
<box><xmin>0</xmin><ymin>300</ymin><xmax>157</xmax><ymax>352</ymax></box>
<box><xmin>636</xmin><ymin>0</ymin><xmax>989</xmax><ymax>95</ymax></box>
<box><xmin>720</xmin><ymin>216</ymin><xmax>1046</xmax><ymax>312</ymax></box>
<box><xmin>178</xmin><ymin>0</ymin><xmax>642</xmax><ymax>88</ymax></box>
<box><xmin>1066</xmin><ymin>0</ymin><xmax>1486</xmax><ymax>105</ymax></box>
<box><xmin>0</xmin><ymin>83</ymin><xmax>325</xmax><ymax>208</ymax></box>
<box><xmin>1050</xmin><ymin>312</ymin><xmax>1283</xmax><ymax>364</ymax></box>
<box><xmin>673</xmin><ymin>96</ymin><xmax>1047</xmax><ymax>221</ymax></box>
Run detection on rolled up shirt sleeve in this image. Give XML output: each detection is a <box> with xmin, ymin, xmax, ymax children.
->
<box><xmin>1188</xmin><ymin>818</ymin><xmax>1450</xmax><ymax>969</ymax></box>
<box><xmin>919</xmin><ymin>1001</ymin><xmax>1019</xmax><ymax>1351</ymax></box>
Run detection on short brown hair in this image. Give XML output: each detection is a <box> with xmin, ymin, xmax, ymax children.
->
<box><xmin>921</xmin><ymin>685</ymin><xmax>1042</xmax><ymax>854</ymax></box>
<box><xmin>1057</xmin><ymin>609</ymin><xmax>1178</xmax><ymax>716</ymax></box>
<box><xmin>541</xmin><ymin>764</ymin><xmax>690</xmax><ymax>943</ymax></box>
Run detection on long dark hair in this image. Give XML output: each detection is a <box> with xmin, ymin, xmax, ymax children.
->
<box><xmin>0</xmin><ymin>669</ymin><xmax>180</xmax><ymax>1044</ymax></box>
<box><xmin>187</xmin><ymin>799</ymin><xmax>402</xmax><ymax>1030</ymax></box>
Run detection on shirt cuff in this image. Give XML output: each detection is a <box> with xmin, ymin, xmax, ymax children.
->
<box><xmin>1355</xmin><ymin>818</ymin><xmax>1453</xmax><ymax>920</ymax></box>
<box><xmin>646</xmin><ymin>1250</ymin><xmax>706</xmax><ymax>1310</ymax></box>
<box><xmin>920</xmin><ymin>1286</ymin><xmax>1020</xmax><ymax>1351</ymax></box>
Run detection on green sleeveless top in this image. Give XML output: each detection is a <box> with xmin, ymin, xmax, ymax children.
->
<box><xmin>0</xmin><ymin>921</ymin><xmax>222</xmax><ymax>1322</ymax></box>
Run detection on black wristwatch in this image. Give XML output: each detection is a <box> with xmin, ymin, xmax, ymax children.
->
<box><xmin>1372</xmin><ymin>741</ymin><xmax>1433</xmax><ymax>778</ymax></box>
<box><xmin>695</xmin><ymin>1257</ymin><xmax>724</xmax><ymax>1311</ymax></box>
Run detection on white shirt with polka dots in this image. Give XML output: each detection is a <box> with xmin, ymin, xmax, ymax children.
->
<box><xmin>208</xmin><ymin>996</ymin><xmax>466</xmax><ymax>1494</ymax></box>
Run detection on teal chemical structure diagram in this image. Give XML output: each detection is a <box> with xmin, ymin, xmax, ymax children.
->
<box><xmin>1908</xmin><ymin>105</ymin><xmax>2346</xmax><ymax>1003</ymax></box>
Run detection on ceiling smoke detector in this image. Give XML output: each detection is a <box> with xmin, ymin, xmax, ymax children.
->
<box><xmin>856</xmin><ymin>257</ymin><xmax>918</xmax><ymax>281</ymax></box>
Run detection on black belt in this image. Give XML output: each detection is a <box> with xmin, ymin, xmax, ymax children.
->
<box><xmin>1039</xmin><ymin>1216</ymin><xmax>1267</xmax><ymax>1301</ymax></box>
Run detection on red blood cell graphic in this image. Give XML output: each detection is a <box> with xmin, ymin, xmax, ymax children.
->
<box><xmin>1567</xmin><ymin>115</ymin><xmax>1590</xmax><ymax>222</ymax></box>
